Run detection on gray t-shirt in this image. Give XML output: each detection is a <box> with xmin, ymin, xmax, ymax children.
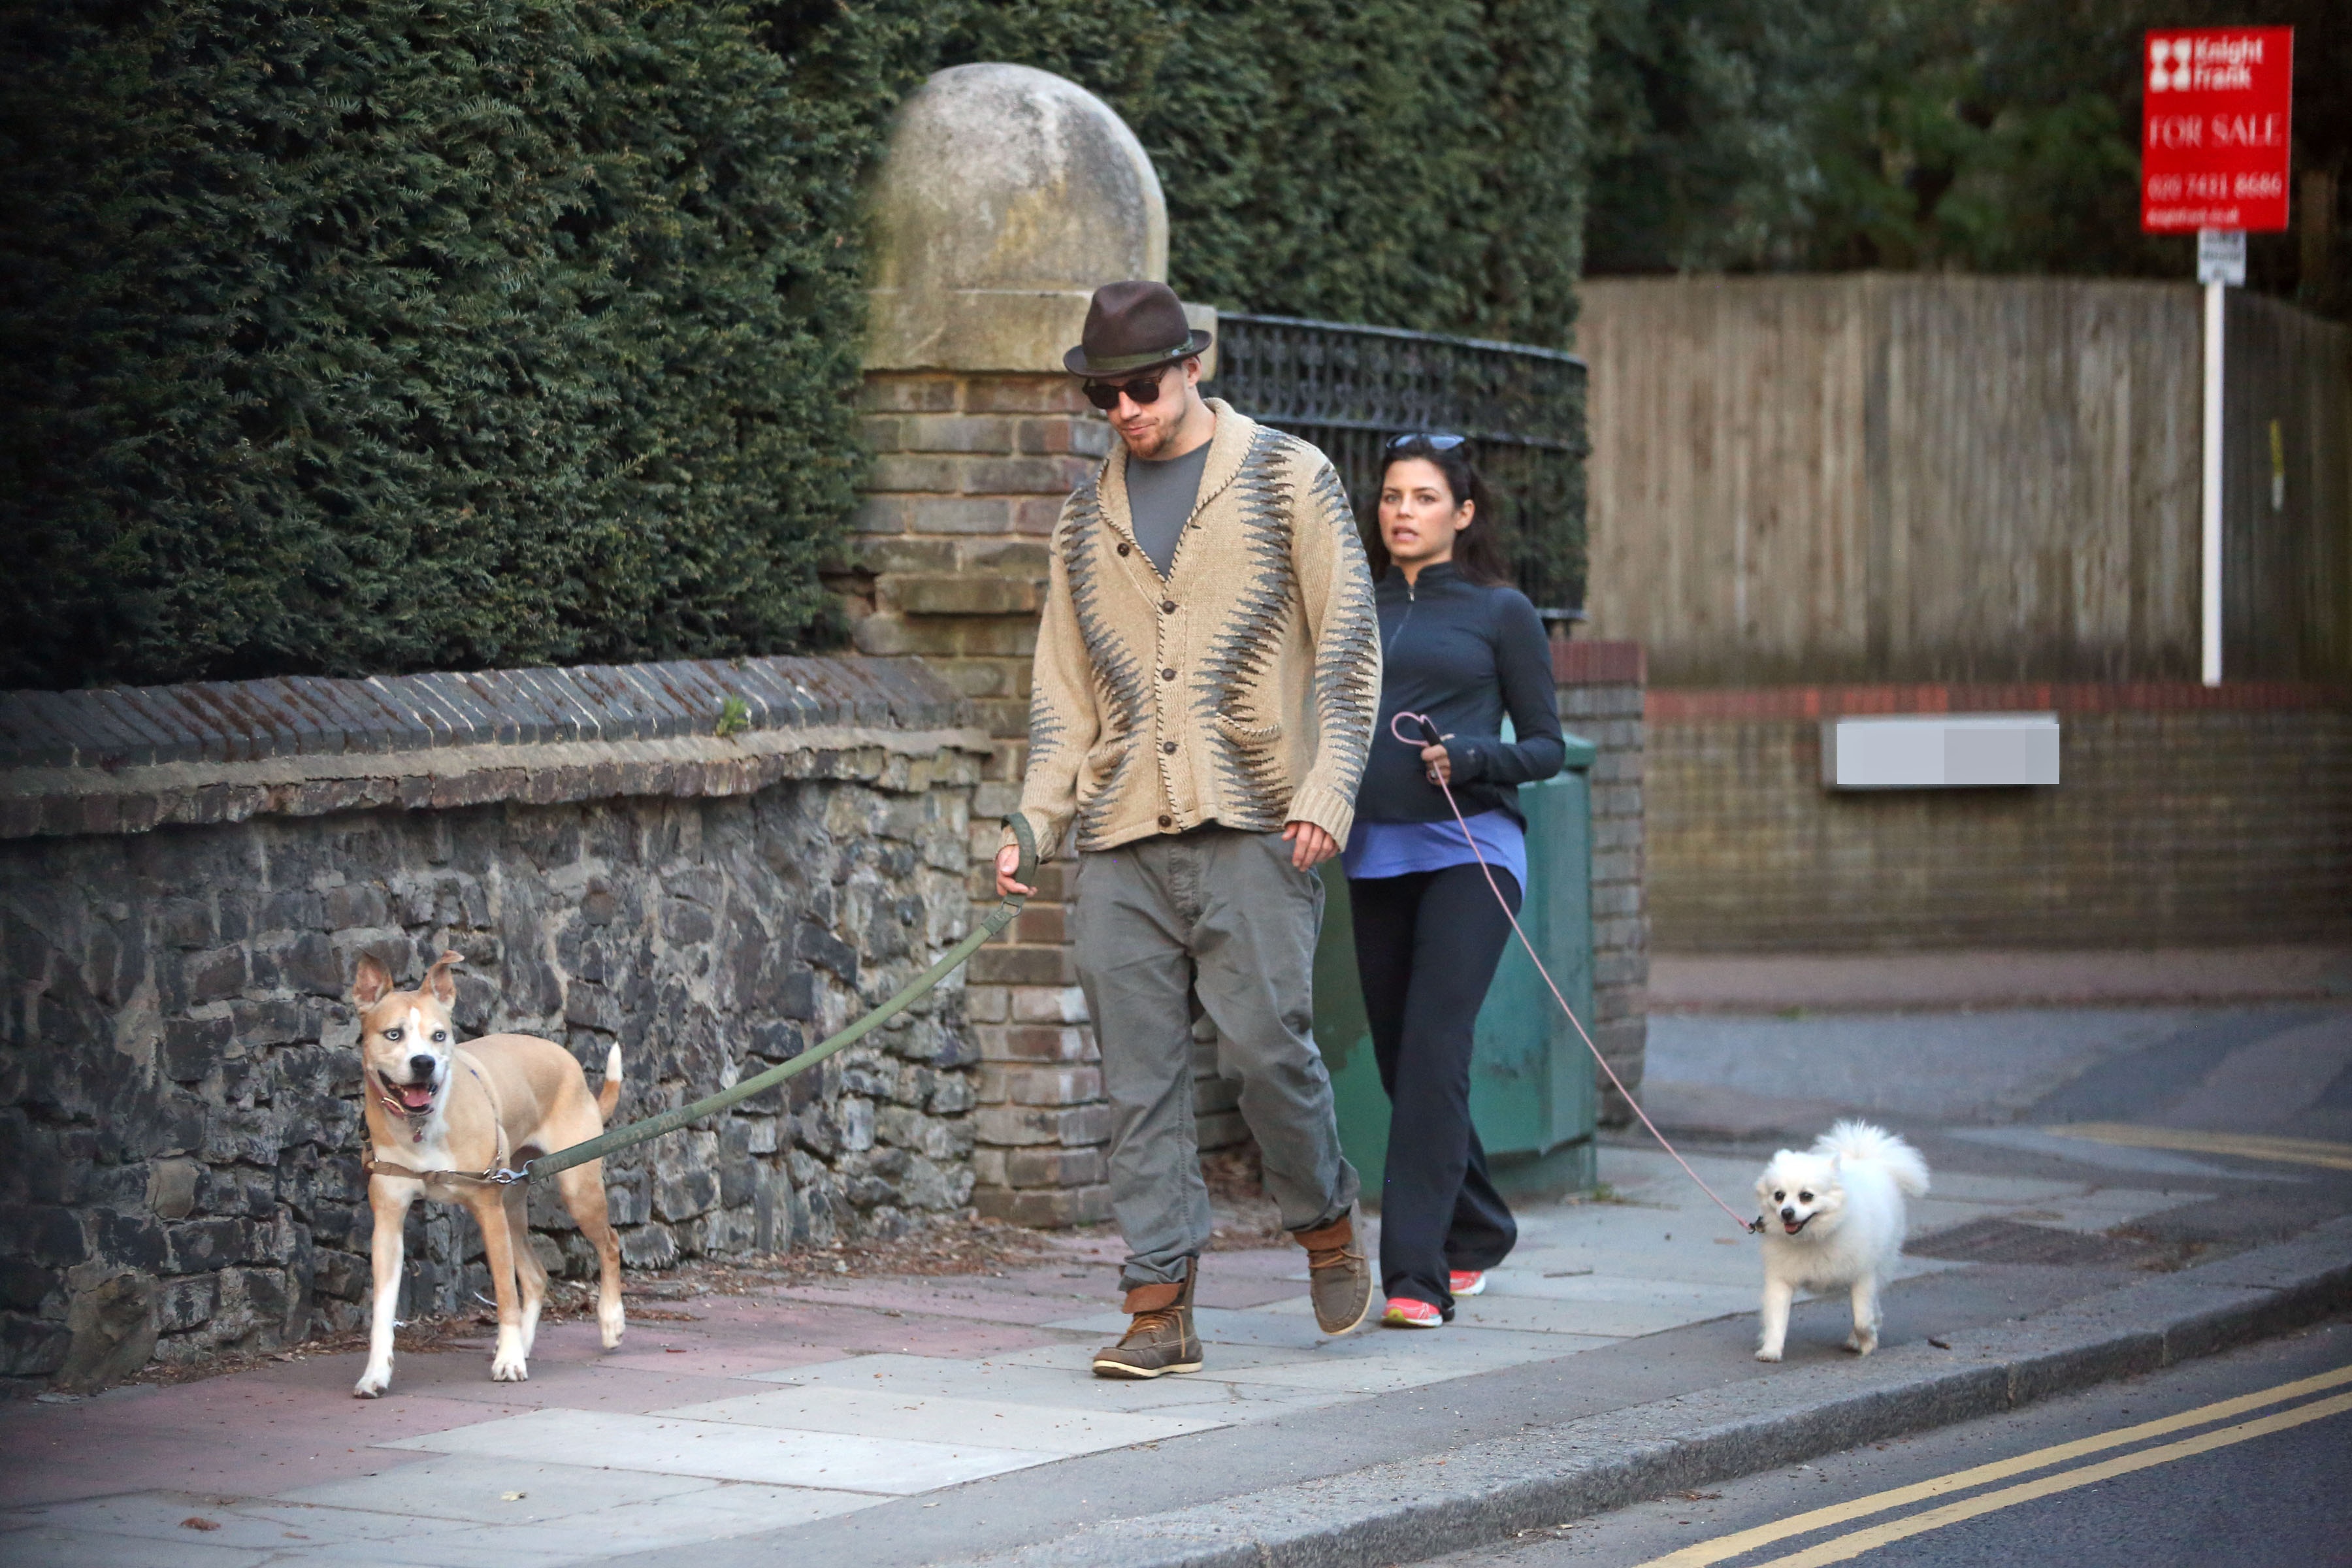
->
<box><xmin>1124</xmin><ymin>441</ymin><xmax>1211</xmax><ymax>577</ymax></box>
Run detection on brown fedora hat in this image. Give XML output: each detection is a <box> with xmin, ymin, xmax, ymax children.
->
<box><xmin>1064</xmin><ymin>280</ymin><xmax>1213</xmax><ymax>377</ymax></box>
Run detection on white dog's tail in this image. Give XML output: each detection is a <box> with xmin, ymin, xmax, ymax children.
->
<box><xmin>1818</xmin><ymin>1119</ymin><xmax>1930</xmax><ymax>1197</ymax></box>
<box><xmin>597</xmin><ymin>1044</ymin><xmax>624</xmax><ymax>1121</ymax></box>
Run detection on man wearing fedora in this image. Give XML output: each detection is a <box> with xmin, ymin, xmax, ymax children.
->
<box><xmin>996</xmin><ymin>280</ymin><xmax>1382</xmax><ymax>1377</ymax></box>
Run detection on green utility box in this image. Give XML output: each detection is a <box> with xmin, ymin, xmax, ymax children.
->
<box><xmin>1312</xmin><ymin>732</ymin><xmax>1600</xmax><ymax>1200</ymax></box>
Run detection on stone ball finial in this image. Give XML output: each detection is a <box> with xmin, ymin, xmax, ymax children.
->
<box><xmin>864</xmin><ymin>63</ymin><xmax>1211</xmax><ymax>374</ymax></box>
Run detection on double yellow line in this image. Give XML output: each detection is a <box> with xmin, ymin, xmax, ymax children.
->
<box><xmin>1637</xmin><ymin>1363</ymin><xmax>2352</xmax><ymax>1567</ymax></box>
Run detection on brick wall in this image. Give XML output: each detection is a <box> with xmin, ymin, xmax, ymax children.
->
<box><xmin>1648</xmin><ymin>681</ymin><xmax>2352</xmax><ymax>951</ymax></box>
<box><xmin>1555</xmin><ymin>642</ymin><xmax>1648</xmax><ymax>1125</ymax></box>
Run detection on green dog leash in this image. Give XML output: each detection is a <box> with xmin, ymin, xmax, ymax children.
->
<box><xmin>508</xmin><ymin>813</ymin><xmax>1037</xmax><ymax>1184</ymax></box>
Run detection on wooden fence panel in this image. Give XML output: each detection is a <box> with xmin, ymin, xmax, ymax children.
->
<box><xmin>1581</xmin><ymin>278</ymin><xmax>1869</xmax><ymax>685</ymax></box>
<box><xmin>1581</xmin><ymin>274</ymin><xmax>2347</xmax><ymax>686</ymax></box>
<box><xmin>2225</xmin><ymin>293</ymin><xmax>2352</xmax><ymax>681</ymax></box>
<box><xmin>1874</xmin><ymin>277</ymin><xmax>2200</xmax><ymax>682</ymax></box>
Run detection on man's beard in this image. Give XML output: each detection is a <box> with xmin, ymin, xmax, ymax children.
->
<box><xmin>1124</xmin><ymin>419</ymin><xmax>1179</xmax><ymax>460</ymax></box>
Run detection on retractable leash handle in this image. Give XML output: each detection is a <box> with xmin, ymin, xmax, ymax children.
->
<box><xmin>1411</xmin><ymin>715</ymin><xmax>1447</xmax><ymax>783</ymax></box>
<box><xmin>520</xmin><ymin>816</ymin><xmax>1040</xmax><ymax>1183</ymax></box>
<box><xmin>1386</xmin><ymin>711</ymin><xmax>1761</xmax><ymax>1237</ymax></box>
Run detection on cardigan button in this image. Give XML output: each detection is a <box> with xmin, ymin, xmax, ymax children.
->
<box><xmin>1160</xmin><ymin>668</ymin><xmax>1176</xmax><ymax>681</ymax></box>
<box><xmin>1158</xmin><ymin>814</ymin><xmax>1173</xmax><ymax>828</ymax></box>
<box><xmin>1162</xmin><ymin>740</ymin><xmax>1177</xmax><ymax>755</ymax></box>
<box><xmin>1160</xmin><ymin>599</ymin><xmax>1177</xmax><ymax>614</ymax></box>
<box><xmin>1117</xmin><ymin>542</ymin><xmax>1132</xmax><ymax>556</ymax></box>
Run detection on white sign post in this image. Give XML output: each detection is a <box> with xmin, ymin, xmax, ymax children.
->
<box><xmin>2198</xmin><ymin>229</ymin><xmax>2242</xmax><ymax>688</ymax></box>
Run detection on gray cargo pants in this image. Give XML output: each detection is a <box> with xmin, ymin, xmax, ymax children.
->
<box><xmin>1075</xmin><ymin>827</ymin><xmax>1361</xmax><ymax>1289</ymax></box>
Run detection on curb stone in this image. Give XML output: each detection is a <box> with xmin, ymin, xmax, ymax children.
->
<box><xmin>936</xmin><ymin>1217</ymin><xmax>2352</xmax><ymax>1568</ymax></box>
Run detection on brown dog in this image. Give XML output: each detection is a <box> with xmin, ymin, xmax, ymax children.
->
<box><xmin>350</xmin><ymin>951</ymin><xmax>625</xmax><ymax>1396</ymax></box>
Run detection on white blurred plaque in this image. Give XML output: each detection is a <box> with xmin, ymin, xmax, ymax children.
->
<box><xmin>1823</xmin><ymin>713</ymin><xmax>2061</xmax><ymax>789</ymax></box>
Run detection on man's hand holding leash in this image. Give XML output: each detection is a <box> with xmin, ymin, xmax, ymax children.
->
<box><xmin>996</xmin><ymin>842</ymin><xmax>1038</xmax><ymax>898</ymax></box>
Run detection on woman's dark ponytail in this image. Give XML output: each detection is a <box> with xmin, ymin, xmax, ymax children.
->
<box><xmin>1369</xmin><ymin>436</ymin><xmax>1512</xmax><ymax>587</ymax></box>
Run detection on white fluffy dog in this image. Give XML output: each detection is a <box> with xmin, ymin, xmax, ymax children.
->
<box><xmin>1753</xmin><ymin>1121</ymin><xmax>1930</xmax><ymax>1362</ymax></box>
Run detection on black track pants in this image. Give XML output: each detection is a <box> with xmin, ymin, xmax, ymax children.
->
<box><xmin>1347</xmin><ymin>863</ymin><xmax>1521</xmax><ymax>1311</ymax></box>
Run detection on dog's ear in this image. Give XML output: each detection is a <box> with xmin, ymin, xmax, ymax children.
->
<box><xmin>353</xmin><ymin>953</ymin><xmax>394</xmax><ymax>1008</ymax></box>
<box><xmin>423</xmin><ymin>949</ymin><xmax>463</xmax><ymax>1005</ymax></box>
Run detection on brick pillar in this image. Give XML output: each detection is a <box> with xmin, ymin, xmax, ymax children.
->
<box><xmin>1556</xmin><ymin>640</ymin><xmax>1648</xmax><ymax>1125</ymax></box>
<box><xmin>847</xmin><ymin>61</ymin><xmax>1232</xmax><ymax>1226</ymax></box>
<box><xmin>841</xmin><ymin>370</ymin><xmax>1116</xmax><ymax>1226</ymax></box>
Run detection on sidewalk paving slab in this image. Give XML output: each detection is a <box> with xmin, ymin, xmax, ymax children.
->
<box><xmin>381</xmin><ymin>1406</ymin><xmax>1067</xmax><ymax>1491</ymax></box>
<box><xmin>657</xmin><ymin>1386</ymin><xmax>1230</xmax><ymax>1452</ymax></box>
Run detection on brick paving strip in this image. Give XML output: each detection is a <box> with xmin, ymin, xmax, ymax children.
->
<box><xmin>0</xmin><ymin>1145</ymin><xmax>2244</xmax><ymax>1566</ymax></box>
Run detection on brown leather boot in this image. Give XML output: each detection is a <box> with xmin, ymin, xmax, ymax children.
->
<box><xmin>1296</xmin><ymin>1206</ymin><xmax>1373</xmax><ymax>1335</ymax></box>
<box><xmin>1091</xmin><ymin>1256</ymin><xmax>1203</xmax><ymax>1379</ymax></box>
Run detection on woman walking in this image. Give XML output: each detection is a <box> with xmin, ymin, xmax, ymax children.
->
<box><xmin>1345</xmin><ymin>434</ymin><xmax>1567</xmax><ymax>1327</ymax></box>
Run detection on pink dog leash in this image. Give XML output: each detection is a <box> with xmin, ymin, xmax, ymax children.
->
<box><xmin>1390</xmin><ymin>710</ymin><xmax>1761</xmax><ymax>1237</ymax></box>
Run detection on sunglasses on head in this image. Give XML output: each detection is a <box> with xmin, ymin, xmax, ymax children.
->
<box><xmin>1082</xmin><ymin>371</ymin><xmax>1169</xmax><ymax>410</ymax></box>
<box><xmin>1384</xmin><ymin>431</ymin><xmax>1469</xmax><ymax>453</ymax></box>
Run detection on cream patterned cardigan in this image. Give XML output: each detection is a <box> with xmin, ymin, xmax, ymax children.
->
<box><xmin>1011</xmin><ymin>399</ymin><xmax>1382</xmax><ymax>860</ymax></box>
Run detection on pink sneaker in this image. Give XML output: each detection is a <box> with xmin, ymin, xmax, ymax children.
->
<box><xmin>1449</xmin><ymin>1270</ymin><xmax>1487</xmax><ymax>1298</ymax></box>
<box><xmin>1382</xmin><ymin>1297</ymin><xmax>1445</xmax><ymax>1328</ymax></box>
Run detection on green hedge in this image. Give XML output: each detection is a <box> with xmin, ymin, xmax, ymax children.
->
<box><xmin>948</xmin><ymin>0</ymin><xmax>1592</xmax><ymax>348</ymax></box>
<box><xmin>4</xmin><ymin>1</ymin><xmax>1590</xmax><ymax>689</ymax></box>
<box><xmin>2</xmin><ymin>1</ymin><xmax>938</xmax><ymax>689</ymax></box>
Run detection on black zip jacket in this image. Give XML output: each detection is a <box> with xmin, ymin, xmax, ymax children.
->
<box><xmin>1354</xmin><ymin>561</ymin><xmax>1566</xmax><ymax>828</ymax></box>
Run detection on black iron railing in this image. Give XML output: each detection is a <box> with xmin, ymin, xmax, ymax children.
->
<box><xmin>1211</xmin><ymin>313</ymin><xmax>1588</xmax><ymax>620</ymax></box>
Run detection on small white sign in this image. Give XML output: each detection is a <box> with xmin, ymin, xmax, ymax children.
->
<box><xmin>2198</xmin><ymin>227</ymin><xmax>2247</xmax><ymax>286</ymax></box>
<box><xmin>1823</xmin><ymin>714</ymin><xmax>2061</xmax><ymax>790</ymax></box>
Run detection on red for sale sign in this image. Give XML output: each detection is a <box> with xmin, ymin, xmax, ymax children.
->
<box><xmin>2141</xmin><ymin>27</ymin><xmax>2293</xmax><ymax>233</ymax></box>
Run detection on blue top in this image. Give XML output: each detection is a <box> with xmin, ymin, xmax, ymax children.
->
<box><xmin>1344</xmin><ymin>808</ymin><xmax>1526</xmax><ymax>890</ymax></box>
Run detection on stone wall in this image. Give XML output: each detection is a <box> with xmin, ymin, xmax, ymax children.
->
<box><xmin>1648</xmin><ymin>681</ymin><xmax>2352</xmax><ymax>951</ymax></box>
<box><xmin>0</xmin><ymin>657</ymin><xmax>990</xmax><ymax>1388</ymax></box>
<box><xmin>1556</xmin><ymin>642</ymin><xmax>1648</xmax><ymax>1124</ymax></box>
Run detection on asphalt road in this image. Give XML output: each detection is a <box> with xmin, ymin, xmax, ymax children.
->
<box><xmin>1646</xmin><ymin>1002</ymin><xmax>2352</xmax><ymax>1147</ymax></box>
<box><xmin>1427</xmin><ymin>1316</ymin><xmax>2352</xmax><ymax>1568</ymax></box>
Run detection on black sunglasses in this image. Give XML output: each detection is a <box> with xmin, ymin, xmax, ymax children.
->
<box><xmin>1082</xmin><ymin>371</ymin><xmax>1168</xmax><ymax>410</ymax></box>
<box><xmin>1384</xmin><ymin>431</ymin><xmax>1469</xmax><ymax>453</ymax></box>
